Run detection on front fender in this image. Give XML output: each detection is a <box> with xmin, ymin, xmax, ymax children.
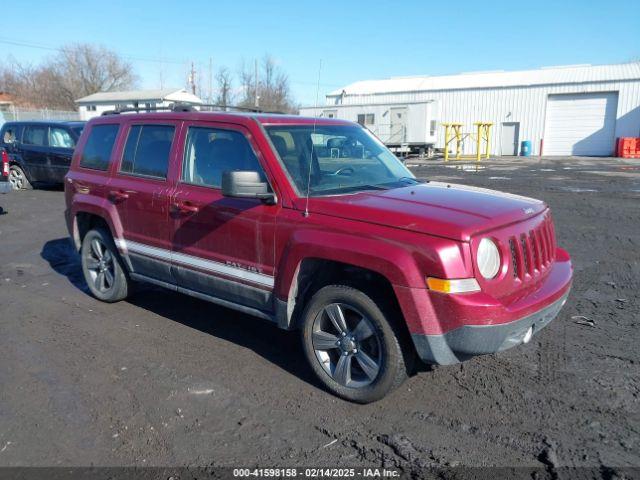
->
<box><xmin>272</xmin><ymin>215</ymin><xmax>474</xmax><ymax>333</ymax></box>
<box><xmin>274</xmin><ymin>229</ymin><xmax>425</xmax><ymax>301</ymax></box>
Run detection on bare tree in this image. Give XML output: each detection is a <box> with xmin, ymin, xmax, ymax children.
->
<box><xmin>238</xmin><ymin>55</ymin><xmax>295</xmax><ymax>113</ymax></box>
<box><xmin>0</xmin><ymin>60</ymin><xmax>42</xmax><ymax>107</ymax></box>
<box><xmin>49</xmin><ymin>43</ymin><xmax>137</xmax><ymax>109</ymax></box>
<box><xmin>215</xmin><ymin>67</ymin><xmax>233</xmax><ymax>108</ymax></box>
<box><xmin>0</xmin><ymin>43</ymin><xmax>137</xmax><ymax>110</ymax></box>
<box><xmin>238</xmin><ymin>59</ymin><xmax>255</xmax><ymax>106</ymax></box>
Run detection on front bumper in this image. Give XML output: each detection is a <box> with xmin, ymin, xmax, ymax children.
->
<box><xmin>0</xmin><ymin>181</ymin><xmax>12</xmax><ymax>194</ymax></box>
<box><xmin>412</xmin><ymin>291</ymin><xmax>569</xmax><ymax>365</ymax></box>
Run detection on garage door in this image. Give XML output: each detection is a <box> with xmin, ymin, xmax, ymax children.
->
<box><xmin>543</xmin><ymin>92</ymin><xmax>618</xmax><ymax>156</ymax></box>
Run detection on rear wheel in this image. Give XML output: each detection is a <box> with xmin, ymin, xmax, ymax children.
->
<box><xmin>301</xmin><ymin>285</ymin><xmax>408</xmax><ymax>403</ymax></box>
<box><xmin>8</xmin><ymin>165</ymin><xmax>31</xmax><ymax>190</ymax></box>
<box><xmin>81</xmin><ymin>228</ymin><xmax>129</xmax><ymax>302</ymax></box>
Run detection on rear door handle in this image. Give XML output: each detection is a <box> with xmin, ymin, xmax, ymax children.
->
<box><xmin>172</xmin><ymin>201</ymin><xmax>199</xmax><ymax>214</ymax></box>
<box><xmin>109</xmin><ymin>190</ymin><xmax>130</xmax><ymax>202</ymax></box>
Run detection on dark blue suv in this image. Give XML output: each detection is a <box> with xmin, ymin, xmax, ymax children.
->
<box><xmin>1</xmin><ymin>121</ymin><xmax>84</xmax><ymax>189</ymax></box>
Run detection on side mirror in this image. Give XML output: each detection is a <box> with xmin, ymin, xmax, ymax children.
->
<box><xmin>221</xmin><ymin>170</ymin><xmax>276</xmax><ymax>205</ymax></box>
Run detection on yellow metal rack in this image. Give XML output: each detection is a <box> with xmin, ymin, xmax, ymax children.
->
<box><xmin>442</xmin><ymin>122</ymin><xmax>493</xmax><ymax>161</ymax></box>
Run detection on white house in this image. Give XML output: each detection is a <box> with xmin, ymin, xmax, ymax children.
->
<box><xmin>76</xmin><ymin>88</ymin><xmax>203</xmax><ymax>120</ymax></box>
<box><xmin>300</xmin><ymin>62</ymin><xmax>640</xmax><ymax>156</ymax></box>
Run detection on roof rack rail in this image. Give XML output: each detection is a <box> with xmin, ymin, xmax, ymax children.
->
<box><xmin>101</xmin><ymin>102</ymin><xmax>285</xmax><ymax>116</ymax></box>
<box><xmin>101</xmin><ymin>103</ymin><xmax>196</xmax><ymax>116</ymax></box>
<box><xmin>199</xmin><ymin>103</ymin><xmax>286</xmax><ymax>114</ymax></box>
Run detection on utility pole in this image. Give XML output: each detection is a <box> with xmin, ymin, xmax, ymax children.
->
<box><xmin>254</xmin><ymin>58</ymin><xmax>259</xmax><ymax>108</ymax></box>
<box><xmin>159</xmin><ymin>57</ymin><xmax>165</xmax><ymax>89</ymax></box>
<box><xmin>189</xmin><ymin>62</ymin><xmax>196</xmax><ymax>95</ymax></box>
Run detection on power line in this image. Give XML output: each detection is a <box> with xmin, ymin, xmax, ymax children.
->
<box><xmin>289</xmin><ymin>79</ymin><xmax>342</xmax><ymax>88</ymax></box>
<box><xmin>0</xmin><ymin>36</ymin><xmax>344</xmax><ymax>89</ymax></box>
<box><xmin>0</xmin><ymin>37</ymin><xmax>187</xmax><ymax>65</ymax></box>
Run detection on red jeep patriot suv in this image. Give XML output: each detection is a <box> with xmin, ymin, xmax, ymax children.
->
<box><xmin>65</xmin><ymin>108</ymin><xmax>572</xmax><ymax>403</ymax></box>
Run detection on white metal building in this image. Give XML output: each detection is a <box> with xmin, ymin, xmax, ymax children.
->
<box><xmin>76</xmin><ymin>88</ymin><xmax>203</xmax><ymax>120</ymax></box>
<box><xmin>300</xmin><ymin>62</ymin><xmax>640</xmax><ymax>156</ymax></box>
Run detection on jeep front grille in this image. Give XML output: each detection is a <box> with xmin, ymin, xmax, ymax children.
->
<box><xmin>509</xmin><ymin>214</ymin><xmax>556</xmax><ymax>281</ymax></box>
<box><xmin>509</xmin><ymin>239</ymin><xmax>518</xmax><ymax>278</ymax></box>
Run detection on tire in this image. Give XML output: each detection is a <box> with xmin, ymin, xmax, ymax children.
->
<box><xmin>8</xmin><ymin>164</ymin><xmax>32</xmax><ymax>190</ymax></box>
<box><xmin>81</xmin><ymin>228</ymin><xmax>129</xmax><ymax>302</ymax></box>
<box><xmin>301</xmin><ymin>285</ymin><xmax>408</xmax><ymax>403</ymax></box>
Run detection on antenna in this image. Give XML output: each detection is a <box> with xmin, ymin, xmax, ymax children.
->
<box><xmin>304</xmin><ymin>60</ymin><xmax>322</xmax><ymax>218</ymax></box>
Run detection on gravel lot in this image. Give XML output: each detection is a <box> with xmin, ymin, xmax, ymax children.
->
<box><xmin>0</xmin><ymin>156</ymin><xmax>638</xmax><ymax>475</ymax></box>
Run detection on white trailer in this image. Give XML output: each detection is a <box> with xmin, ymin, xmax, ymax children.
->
<box><xmin>299</xmin><ymin>101</ymin><xmax>436</xmax><ymax>156</ymax></box>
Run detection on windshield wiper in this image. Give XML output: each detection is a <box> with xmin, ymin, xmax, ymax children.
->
<box><xmin>396</xmin><ymin>176</ymin><xmax>420</xmax><ymax>184</ymax></box>
<box><xmin>379</xmin><ymin>177</ymin><xmax>421</xmax><ymax>188</ymax></box>
<box><xmin>340</xmin><ymin>184</ymin><xmax>392</xmax><ymax>193</ymax></box>
<box><xmin>319</xmin><ymin>184</ymin><xmax>391</xmax><ymax>195</ymax></box>
<box><xmin>360</xmin><ymin>184</ymin><xmax>392</xmax><ymax>191</ymax></box>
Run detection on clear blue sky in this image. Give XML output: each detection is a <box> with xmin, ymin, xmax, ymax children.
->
<box><xmin>2</xmin><ymin>0</ymin><xmax>639</xmax><ymax>105</ymax></box>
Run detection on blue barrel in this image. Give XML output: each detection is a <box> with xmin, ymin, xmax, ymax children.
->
<box><xmin>520</xmin><ymin>140</ymin><xmax>532</xmax><ymax>156</ymax></box>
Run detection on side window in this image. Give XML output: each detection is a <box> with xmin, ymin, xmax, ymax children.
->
<box><xmin>181</xmin><ymin>126</ymin><xmax>264</xmax><ymax>188</ymax></box>
<box><xmin>23</xmin><ymin>125</ymin><xmax>48</xmax><ymax>146</ymax></box>
<box><xmin>120</xmin><ymin>124</ymin><xmax>175</xmax><ymax>179</ymax></box>
<box><xmin>49</xmin><ymin>127</ymin><xmax>75</xmax><ymax>148</ymax></box>
<box><xmin>2</xmin><ymin>126</ymin><xmax>20</xmax><ymax>145</ymax></box>
<box><xmin>79</xmin><ymin>124</ymin><xmax>119</xmax><ymax>171</ymax></box>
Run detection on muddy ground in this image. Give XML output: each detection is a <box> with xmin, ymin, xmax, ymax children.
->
<box><xmin>0</xmin><ymin>156</ymin><xmax>638</xmax><ymax>476</ymax></box>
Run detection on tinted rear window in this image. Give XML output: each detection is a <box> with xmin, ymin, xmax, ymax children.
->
<box><xmin>23</xmin><ymin>125</ymin><xmax>48</xmax><ymax>146</ymax></box>
<box><xmin>120</xmin><ymin>124</ymin><xmax>174</xmax><ymax>179</ymax></box>
<box><xmin>49</xmin><ymin>127</ymin><xmax>75</xmax><ymax>148</ymax></box>
<box><xmin>80</xmin><ymin>124</ymin><xmax>119</xmax><ymax>171</ymax></box>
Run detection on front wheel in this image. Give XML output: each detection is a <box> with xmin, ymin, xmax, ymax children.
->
<box><xmin>301</xmin><ymin>285</ymin><xmax>408</xmax><ymax>403</ymax></box>
<box><xmin>81</xmin><ymin>228</ymin><xmax>129</xmax><ymax>302</ymax></box>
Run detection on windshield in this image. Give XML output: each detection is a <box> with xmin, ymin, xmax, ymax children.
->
<box><xmin>265</xmin><ymin>125</ymin><xmax>417</xmax><ymax>196</ymax></box>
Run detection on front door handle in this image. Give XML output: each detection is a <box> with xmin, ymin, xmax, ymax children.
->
<box><xmin>172</xmin><ymin>201</ymin><xmax>199</xmax><ymax>214</ymax></box>
<box><xmin>109</xmin><ymin>190</ymin><xmax>130</xmax><ymax>202</ymax></box>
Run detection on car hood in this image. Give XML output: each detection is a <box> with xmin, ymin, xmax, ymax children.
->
<box><xmin>305</xmin><ymin>182</ymin><xmax>547</xmax><ymax>241</ymax></box>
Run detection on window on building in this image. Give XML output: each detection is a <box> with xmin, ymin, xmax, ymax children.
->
<box><xmin>80</xmin><ymin>124</ymin><xmax>119</xmax><ymax>171</ymax></box>
<box><xmin>357</xmin><ymin>114</ymin><xmax>375</xmax><ymax>126</ymax></box>
<box><xmin>120</xmin><ymin>125</ymin><xmax>175</xmax><ymax>179</ymax></box>
<box><xmin>181</xmin><ymin>127</ymin><xmax>264</xmax><ymax>188</ymax></box>
<box><xmin>86</xmin><ymin>105</ymin><xmax>97</xmax><ymax>112</ymax></box>
<box><xmin>49</xmin><ymin>127</ymin><xmax>75</xmax><ymax>148</ymax></box>
<box><xmin>23</xmin><ymin>125</ymin><xmax>48</xmax><ymax>146</ymax></box>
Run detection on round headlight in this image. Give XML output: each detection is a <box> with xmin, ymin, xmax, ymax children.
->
<box><xmin>477</xmin><ymin>238</ymin><xmax>501</xmax><ymax>279</ymax></box>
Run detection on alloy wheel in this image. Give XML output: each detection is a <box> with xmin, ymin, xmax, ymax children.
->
<box><xmin>85</xmin><ymin>238</ymin><xmax>115</xmax><ymax>293</ymax></box>
<box><xmin>312</xmin><ymin>303</ymin><xmax>382</xmax><ymax>388</ymax></box>
<box><xmin>8</xmin><ymin>167</ymin><xmax>24</xmax><ymax>190</ymax></box>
